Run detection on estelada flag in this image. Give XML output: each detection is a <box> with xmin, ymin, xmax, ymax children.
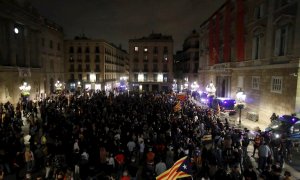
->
<box><xmin>173</xmin><ymin>102</ymin><xmax>181</xmax><ymax>112</ymax></box>
<box><xmin>156</xmin><ymin>156</ymin><xmax>192</xmax><ymax>180</ymax></box>
<box><xmin>176</xmin><ymin>94</ymin><xmax>187</xmax><ymax>101</ymax></box>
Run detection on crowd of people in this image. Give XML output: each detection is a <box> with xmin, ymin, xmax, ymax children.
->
<box><xmin>0</xmin><ymin>90</ymin><xmax>295</xmax><ymax>180</ymax></box>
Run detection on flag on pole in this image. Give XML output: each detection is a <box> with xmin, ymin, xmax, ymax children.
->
<box><xmin>156</xmin><ymin>156</ymin><xmax>192</xmax><ymax>180</ymax></box>
<box><xmin>173</xmin><ymin>102</ymin><xmax>181</xmax><ymax>112</ymax></box>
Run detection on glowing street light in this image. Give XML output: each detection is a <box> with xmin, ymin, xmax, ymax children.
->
<box><xmin>191</xmin><ymin>81</ymin><xmax>199</xmax><ymax>91</ymax></box>
<box><xmin>19</xmin><ymin>82</ymin><xmax>31</xmax><ymax>96</ymax></box>
<box><xmin>236</xmin><ymin>88</ymin><xmax>246</xmax><ymax>126</ymax></box>
<box><xmin>172</xmin><ymin>79</ymin><xmax>177</xmax><ymax>92</ymax></box>
<box><xmin>55</xmin><ymin>80</ymin><xmax>63</xmax><ymax>92</ymax></box>
<box><xmin>206</xmin><ymin>81</ymin><xmax>216</xmax><ymax>96</ymax></box>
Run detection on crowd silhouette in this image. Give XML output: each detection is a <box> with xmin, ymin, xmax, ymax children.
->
<box><xmin>0</xmin><ymin>90</ymin><xmax>294</xmax><ymax>180</ymax></box>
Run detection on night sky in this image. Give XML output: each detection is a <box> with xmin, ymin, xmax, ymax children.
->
<box><xmin>30</xmin><ymin>0</ymin><xmax>225</xmax><ymax>52</ymax></box>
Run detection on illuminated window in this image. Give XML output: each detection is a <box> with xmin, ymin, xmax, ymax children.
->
<box><xmin>134</xmin><ymin>46</ymin><xmax>139</xmax><ymax>52</ymax></box>
<box><xmin>153</xmin><ymin>74</ymin><xmax>158</xmax><ymax>81</ymax></box>
<box><xmin>271</xmin><ymin>76</ymin><xmax>282</xmax><ymax>93</ymax></box>
<box><xmin>252</xmin><ymin>76</ymin><xmax>260</xmax><ymax>90</ymax></box>
<box><xmin>138</xmin><ymin>74</ymin><xmax>144</xmax><ymax>82</ymax></box>
<box><xmin>157</xmin><ymin>74</ymin><xmax>163</xmax><ymax>82</ymax></box>
<box><xmin>163</xmin><ymin>74</ymin><xmax>168</xmax><ymax>82</ymax></box>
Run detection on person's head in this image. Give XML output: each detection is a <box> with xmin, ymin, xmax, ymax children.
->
<box><xmin>258</xmin><ymin>174</ymin><xmax>266</xmax><ymax>180</ymax></box>
<box><xmin>248</xmin><ymin>164</ymin><xmax>254</xmax><ymax>171</ymax></box>
<box><xmin>284</xmin><ymin>171</ymin><xmax>291</xmax><ymax>177</ymax></box>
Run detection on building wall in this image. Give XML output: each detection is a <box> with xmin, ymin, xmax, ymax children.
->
<box><xmin>40</xmin><ymin>20</ymin><xmax>64</xmax><ymax>95</ymax></box>
<box><xmin>64</xmin><ymin>39</ymin><xmax>128</xmax><ymax>91</ymax></box>
<box><xmin>0</xmin><ymin>0</ymin><xmax>64</xmax><ymax>104</ymax></box>
<box><xmin>199</xmin><ymin>0</ymin><xmax>300</xmax><ymax>125</ymax></box>
<box><xmin>128</xmin><ymin>33</ymin><xmax>174</xmax><ymax>92</ymax></box>
<box><xmin>174</xmin><ymin>30</ymin><xmax>199</xmax><ymax>89</ymax></box>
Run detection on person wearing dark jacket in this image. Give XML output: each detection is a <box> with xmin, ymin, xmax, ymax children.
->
<box><xmin>243</xmin><ymin>164</ymin><xmax>257</xmax><ymax>180</ymax></box>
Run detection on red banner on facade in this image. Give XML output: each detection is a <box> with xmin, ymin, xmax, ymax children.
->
<box><xmin>223</xmin><ymin>1</ymin><xmax>231</xmax><ymax>62</ymax></box>
<box><xmin>209</xmin><ymin>19</ymin><xmax>214</xmax><ymax>66</ymax></box>
<box><xmin>236</xmin><ymin>0</ymin><xmax>245</xmax><ymax>62</ymax></box>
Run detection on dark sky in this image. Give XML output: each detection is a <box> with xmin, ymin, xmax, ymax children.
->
<box><xmin>30</xmin><ymin>0</ymin><xmax>225</xmax><ymax>52</ymax></box>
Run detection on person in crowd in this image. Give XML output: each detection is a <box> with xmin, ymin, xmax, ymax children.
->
<box><xmin>252</xmin><ymin>134</ymin><xmax>262</xmax><ymax>157</ymax></box>
<box><xmin>283</xmin><ymin>170</ymin><xmax>292</xmax><ymax>180</ymax></box>
<box><xmin>243</xmin><ymin>164</ymin><xmax>257</xmax><ymax>180</ymax></box>
<box><xmin>258</xmin><ymin>141</ymin><xmax>272</xmax><ymax>171</ymax></box>
<box><xmin>155</xmin><ymin>158</ymin><xmax>167</xmax><ymax>176</ymax></box>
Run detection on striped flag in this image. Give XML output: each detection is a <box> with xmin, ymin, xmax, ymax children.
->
<box><xmin>156</xmin><ymin>156</ymin><xmax>192</xmax><ymax>180</ymax></box>
<box><xmin>173</xmin><ymin>102</ymin><xmax>181</xmax><ymax>112</ymax></box>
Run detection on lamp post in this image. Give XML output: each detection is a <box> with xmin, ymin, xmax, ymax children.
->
<box><xmin>236</xmin><ymin>88</ymin><xmax>246</xmax><ymax>126</ymax></box>
<box><xmin>55</xmin><ymin>80</ymin><xmax>63</xmax><ymax>94</ymax></box>
<box><xmin>77</xmin><ymin>81</ymin><xmax>82</xmax><ymax>93</ymax></box>
<box><xmin>19</xmin><ymin>82</ymin><xmax>31</xmax><ymax>97</ymax></box>
<box><xmin>172</xmin><ymin>79</ymin><xmax>177</xmax><ymax>92</ymax></box>
<box><xmin>206</xmin><ymin>81</ymin><xmax>216</xmax><ymax>97</ymax></box>
<box><xmin>191</xmin><ymin>81</ymin><xmax>199</xmax><ymax>92</ymax></box>
<box><xmin>184</xmin><ymin>77</ymin><xmax>189</xmax><ymax>92</ymax></box>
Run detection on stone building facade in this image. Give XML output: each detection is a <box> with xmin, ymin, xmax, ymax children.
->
<box><xmin>174</xmin><ymin>30</ymin><xmax>200</xmax><ymax>91</ymax></box>
<box><xmin>64</xmin><ymin>38</ymin><xmax>128</xmax><ymax>91</ymax></box>
<box><xmin>0</xmin><ymin>0</ymin><xmax>64</xmax><ymax>104</ymax></box>
<box><xmin>128</xmin><ymin>33</ymin><xmax>174</xmax><ymax>92</ymax></box>
<box><xmin>199</xmin><ymin>0</ymin><xmax>300</xmax><ymax>124</ymax></box>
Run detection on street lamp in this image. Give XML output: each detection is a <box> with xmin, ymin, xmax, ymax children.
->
<box><xmin>172</xmin><ymin>79</ymin><xmax>177</xmax><ymax>92</ymax></box>
<box><xmin>206</xmin><ymin>81</ymin><xmax>216</xmax><ymax>96</ymax></box>
<box><xmin>19</xmin><ymin>82</ymin><xmax>31</xmax><ymax>96</ymax></box>
<box><xmin>236</xmin><ymin>88</ymin><xmax>246</xmax><ymax>126</ymax></box>
<box><xmin>55</xmin><ymin>80</ymin><xmax>63</xmax><ymax>93</ymax></box>
<box><xmin>184</xmin><ymin>77</ymin><xmax>189</xmax><ymax>91</ymax></box>
<box><xmin>191</xmin><ymin>81</ymin><xmax>199</xmax><ymax>92</ymax></box>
